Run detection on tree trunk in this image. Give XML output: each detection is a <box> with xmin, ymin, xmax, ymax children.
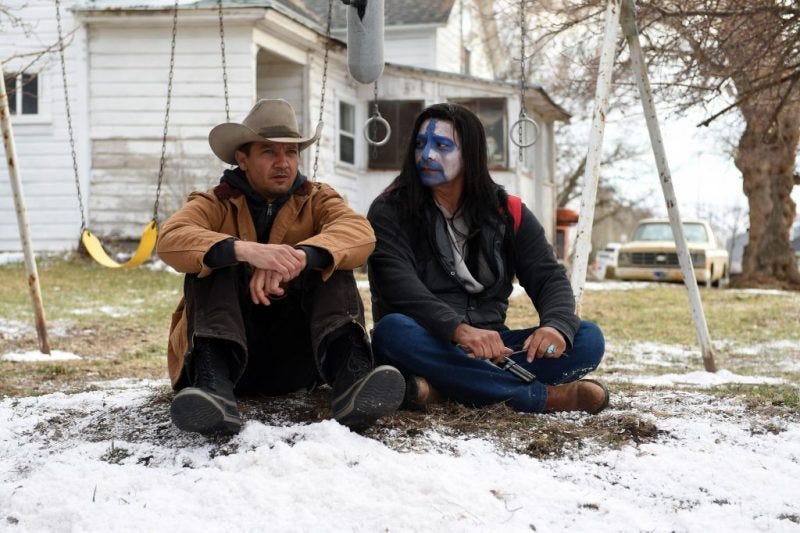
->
<box><xmin>733</xmin><ymin>100</ymin><xmax>800</xmax><ymax>289</ymax></box>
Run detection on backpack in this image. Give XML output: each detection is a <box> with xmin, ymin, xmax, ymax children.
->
<box><xmin>506</xmin><ymin>194</ymin><xmax>522</xmax><ymax>233</ymax></box>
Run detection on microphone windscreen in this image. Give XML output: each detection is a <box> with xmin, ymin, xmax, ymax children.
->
<box><xmin>346</xmin><ymin>0</ymin><xmax>384</xmax><ymax>84</ymax></box>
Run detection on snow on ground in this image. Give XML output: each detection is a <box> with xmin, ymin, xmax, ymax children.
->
<box><xmin>610</xmin><ymin>368</ymin><xmax>786</xmax><ymax>387</ymax></box>
<box><xmin>2</xmin><ymin>350</ymin><xmax>82</xmax><ymax>362</ymax></box>
<box><xmin>1</xmin><ymin>380</ymin><xmax>799</xmax><ymax>532</ymax></box>
<box><xmin>0</xmin><ymin>319</ymin><xmax>72</xmax><ymax>341</ymax></box>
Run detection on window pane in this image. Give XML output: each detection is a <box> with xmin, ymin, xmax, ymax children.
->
<box><xmin>21</xmin><ymin>73</ymin><xmax>37</xmax><ymax>114</ymax></box>
<box><xmin>452</xmin><ymin>98</ymin><xmax>507</xmax><ymax>168</ymax></box>
<box><xmin>339</xmin><ymin>101</ymin><xmax>355</xmax><ymax>133</ymax></box>
<box><xmin>340</xmin><ymin>134</ymin><xmax>355</xmax><ymax>164</ymax></box>
<box><xmin>367</xmin><ymin>100</ymin><xmax>425</xmax><ymax>170</ymax></box>
<box><xmin>3</xmin><ymin>74</ymin><xmax>16</xmax><ymax>115</ymax></box>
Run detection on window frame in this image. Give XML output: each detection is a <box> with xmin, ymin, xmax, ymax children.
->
<box><xmin>449</xmin><ymin>97</ymin><xmax>508</xmax><ymax>169</ymax></box>
<box><xmin>3</xmin><ymin>70</ymin><xmax>50</xmax><ymax>124</ymax></box>
<box><xmin>366</xmin><ymin>99</ymin><xmax>426</xmax><ymax>171</ymax></box>
<box><xmin>337</xmin><ymin>99</ymin><xmax>357</xmax><ymax>166</ymax></box>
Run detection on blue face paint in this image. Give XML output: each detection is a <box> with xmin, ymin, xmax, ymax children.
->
<box><xmin>415</xmin><ymin>119</ymin><xmax>460</xmax><ymax>186</ymax></box>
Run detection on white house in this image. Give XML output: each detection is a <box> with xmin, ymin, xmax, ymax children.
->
<box><xmin>0</xmin><ymin>0</ymin><xmax>569</xmax><ymax>253</ymax></box>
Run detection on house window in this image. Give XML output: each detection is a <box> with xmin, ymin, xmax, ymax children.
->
<box><xmin>338</xmin><ymin>101</ymin><xmax>356</xmax><ymax>164</ymax></box>
<box><xmin>3</xmin><ymin>72</ymin><xmax>39</xmax><ymax>115</ymax></box>
<box><xmin>451</xmin><ymin>98</ymin><xmax>506</xmax><ymax>168</ymax></box>
<box><xmin>367</xmin><ymin>100</ymin><xmax>425</xmax><ymax>170</ymax></box>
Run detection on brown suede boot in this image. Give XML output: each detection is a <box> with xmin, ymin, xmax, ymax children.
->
<box><xmin>402</xmin><ymin>375</ymin><xmax>445</xmax><ymax>409</ymax></box>
<box><xmin>544</xmin><ymin>379</ymin><xmax>610</xmax><ymax>414</ymax></box>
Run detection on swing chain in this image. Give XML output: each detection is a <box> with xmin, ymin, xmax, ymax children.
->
<box><xmin>55</xmin><ymin>0</ymin><xmax>86</xmax><ymax>232</ymax></box>
<box><xmin>364</xmin><ymin>80</ymin><xmax>390</xmax><ymax>148</ymax></box>
<box><xmin>312</xmin><ymin>0</ymin><xmax>334</xmax><ymax>182</ymax></box>
<box><xmin>508</xmin><ymin>0</ymin><xmax>539</xmax><ymax>155</ymax></box>
<box><xmin>217</xmin><ymin>0</ymin><xmax>230</xmax><ymax>122</ymax></box>
<box><xmin>517</xmin><ymin>0</ymin><xmax>527</xmax><ymax>161</ymax></box>
<box><xmin>153</xmin><ymin>0</ymin><xmax>179</xmax><ymax>223</ymax></box>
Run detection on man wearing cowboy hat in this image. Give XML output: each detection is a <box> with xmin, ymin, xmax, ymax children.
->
<box><xmin>157</xmin><ymin>99</ymin><xmax>405</xmax><ymax>435</ymax></box>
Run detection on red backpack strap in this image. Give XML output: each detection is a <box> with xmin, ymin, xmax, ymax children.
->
<box><xmin>506</xmin><ymin>194</ymin><xmax>522</xmax><ymax>233</ymax></box>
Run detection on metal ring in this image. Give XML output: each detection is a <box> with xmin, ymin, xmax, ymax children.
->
<box><xmin>508</xmin><ymin>115</ymin><xmax>540</xmax><ymax>148</ymax></box>
<box><xmin>363</xmin><ymin>114</ymin><xmax>391</xmax><ymax>147</ymax></box>
<box><xmin>546</xmin><ymin>344</ymin><xmax>556</xmax><ymax>355</ymax></box>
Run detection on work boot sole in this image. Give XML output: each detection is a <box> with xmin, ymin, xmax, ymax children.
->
<box><xmin>332</xmin><ymin>365</ymin><xmax>405</xmax><ymax>431</ymax></box>
<box><xmin>170</xmin><ymin>387</ymin><xmax>242</xmax><ymax>435</ymax></box>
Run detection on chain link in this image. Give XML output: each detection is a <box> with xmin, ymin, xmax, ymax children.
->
<box><xmin>312</xmin><ymin>0</ymin><xmax>333</xmax><ymax>181</ymax></box>
<box><xmin>217</xmin><ymin>0</ymin><xmax>230</xmax><ymax>122</ymax></box>
<box><xmin>370</xmin><ymin>80</ymin><xmax>379</xmax><ymax>158</ymax></box>
<box><xmin>153</xmin><ymin>0</ymin><xmax>179</xmax><ymax>222</ymax></box>
<box><xmin>517</xmin><ymin>0</ymin><xmax>527</xmax><ymax>162</ymax></box>
<box><xmin>55</xmin><ymin>0</ymin><xmax>86</xmax><ymax>232</ymax></box>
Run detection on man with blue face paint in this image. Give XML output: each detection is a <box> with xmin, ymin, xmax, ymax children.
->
<box><xmin>416</xmin><ymin>119</ymin><xmax>462</xmax><ymax>187</ymax></box>
<box><xmin>367</xmin><ymin>103</ymin><xmax>610</xmax><ymax>415</ymax></box>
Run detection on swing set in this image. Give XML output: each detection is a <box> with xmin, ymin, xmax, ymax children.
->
<box><xmin>53</xmin><ymin>0</ymin><xmax>389</xmax><ymax>268</ymax></box>
<box><xmin>4</xmin><ymin>0</ymin><xmax>716</xmax><ymax>370</ymax></box>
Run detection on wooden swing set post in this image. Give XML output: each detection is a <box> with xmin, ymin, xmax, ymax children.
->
<box><xmin>1</xmin><ymin>65</ymin><xmax>51</xmax><ymax>354</ymax></box>
<box><xmin>569</xmin><ymin>0</ymin><xmax>717</xmax><ymax>372</ymax></box>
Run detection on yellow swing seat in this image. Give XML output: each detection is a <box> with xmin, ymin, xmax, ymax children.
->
<box><xmin>81</xmin><ymin>220</ymin><xmax>159</xmax><ymax>268</ymax></box>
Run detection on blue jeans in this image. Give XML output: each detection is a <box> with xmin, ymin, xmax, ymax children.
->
<box><xmin>371</xmin><ymin>314</ymin><xmax>605</xmax><ymax>413</ymax></box>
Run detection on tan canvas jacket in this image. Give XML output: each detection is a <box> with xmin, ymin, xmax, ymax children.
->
<box><xmin>157</xmin><ymin>179</ymin><xmax>375</xmax><ymax>385</ymax></box>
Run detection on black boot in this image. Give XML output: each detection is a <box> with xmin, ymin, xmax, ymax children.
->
<box><xmin>170</xmin><ymin>339</ymin><xmax>242</xmax><ymax>435</ymax></box>
<box><xmin>328</xmin><ymin>329</ymin><xmax>405</xmax><ymax>430</ymax></box>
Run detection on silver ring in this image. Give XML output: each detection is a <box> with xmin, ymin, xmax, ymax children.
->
<box><xmin>546</xmin><ymin>344</ymin><xmax>556</xmax><ymax>355</ymax></box>
<box><xmin>363</xmin><ymin>114</ymin><xmax>391</xmax><ymax>146</ymax></box>
<box><xmin>508</xmin><ymin>114</ymin><xmax>540</xmax><ymax>148</ymax></box>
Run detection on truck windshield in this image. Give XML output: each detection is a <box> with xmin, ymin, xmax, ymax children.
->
<box><xmin>633</xmin><ymin>222</ymin><xmax>708</xmax><ymax>243</ymax></box>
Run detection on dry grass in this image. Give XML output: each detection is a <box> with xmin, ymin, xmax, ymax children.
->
<box><xmin>2</xmin><ymin>256</ymin><xmax>799</xmax><ymax>456</ymax></box>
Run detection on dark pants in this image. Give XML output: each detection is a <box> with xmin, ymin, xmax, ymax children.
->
<box><xmin>179</xmin><ymin>265</ymin><xmax>368</xmax><ymax>395</ymax></box>
<box><xmin>372</xmin><ymin>313</ymin><xmax>605</xmax><ymax>412</ymax></box>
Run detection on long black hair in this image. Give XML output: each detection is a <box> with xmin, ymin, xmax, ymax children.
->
<box><xmin>386</xmin><ymin>103</ymin><xmax>510</xmax><ymax>232</ymax></box>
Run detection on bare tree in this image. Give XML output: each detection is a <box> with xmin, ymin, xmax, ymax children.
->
<box><xmin>494</xmin><ymin>0</ymin><xmax>654</xmax><ymax>249</ymax></box>
<box><xmin>512</xmin><ymin>0</ymin><xmax>800</xmax><ymax>288</ymax></box>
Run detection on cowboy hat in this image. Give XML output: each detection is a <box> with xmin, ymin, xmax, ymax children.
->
<box><xmin>208</xmin><ymin>99</ymin><xmax>323</xmax><ymax>165</ymax></box>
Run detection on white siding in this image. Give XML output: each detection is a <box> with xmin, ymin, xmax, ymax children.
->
<box><xmin>0</xmin><ymin>0</ymin><xmax>88</xmax><ymax>251</ymax></box>
<box><xmin>302</xmin><ymin>51</ymin><xmax>362</xmax><ymax>206</ymax></box>
<box><xmin>383</xmin><ymin>29</ymin><xmax>438</xmax><ymax>71</ymax></box>
<box><xmin>256</xmin><ymin>50</ymin><xmax>305</xmax><ymax>136</ymax></box>
<box><xmin>87</xmin><ymin>19</ymin><xmax>256</xmax><ymax>236</ymax></box>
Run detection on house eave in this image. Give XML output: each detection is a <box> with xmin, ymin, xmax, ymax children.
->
<box><xmin>384</xmin><ymin>62</ymin><xmax>571</xmax><ymax>122</ymax></box>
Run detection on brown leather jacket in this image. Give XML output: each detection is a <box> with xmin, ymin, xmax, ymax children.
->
<box><xmin>157</xmin><ymin>179</ymin><xmax>375</xmax><ymax>385</ymax></box>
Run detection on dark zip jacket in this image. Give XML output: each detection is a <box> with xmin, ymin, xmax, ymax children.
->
<box><xmin>367</xmin><ymin>188</ymin><xmax>580</xmax><ymax>347</ymax></box>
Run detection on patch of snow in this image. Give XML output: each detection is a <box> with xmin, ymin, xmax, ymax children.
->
<box><xmin>1</xmin><ymin>384</ymin><xmax>799</xmax><ymax>531</ymax></box>
<box><xmin>606</xmin><ymin>340</ymin><xmax>699</xmax><ymax>367</ymax></box>
<box><xmin>0</xmin><ymin>319</ymin><xmax>72</xmax><ymax>340</ymax></box>
<box><xmin>616</xmin><ymin>369</ymin><xmax>786</xmax><ymax>387</ymax></box>
<box><xmin>146</xmin><ymin>259</ymin><xmax>179</xmax><ymax>274</ymax></box>
<box><xmin>584</xmin><ymin>281</ymin><xmax>661</xmax><ymax>291</ymax></box>
<box><xmin>0</xmin><ymin>252</ymin><xmax>24</xmax><ymax>265</ymax></box>
<box><xmin>70</xmin><ymin>306</ymin><xmax>132</xmax><ymax>318</ymax></box>
<box><xmin>728</xmin><ymin>288</ymin><xmax>800</xmax><ymax>298</ymax></box>
<box><xmin>2</xmin><ymin>350</ymin><xmax>82</xmax><ymax>362</ymax></box>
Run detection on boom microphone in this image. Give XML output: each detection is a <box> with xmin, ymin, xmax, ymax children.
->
<box><xmin>345</xmin><ymin>0</ymin><xmax>384</xmax><ymax>84</ymax></box>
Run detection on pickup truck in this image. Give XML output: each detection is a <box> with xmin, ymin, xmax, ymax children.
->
<box><xmin>615</xmin><ymin>218</ymin><xmax>729</xmax><ymax>287</ymax></box>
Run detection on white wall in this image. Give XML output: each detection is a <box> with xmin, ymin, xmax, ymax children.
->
<box><xmin>86</xmin><ymin>18</ymin><xmax>256</xmax><ymax>236</ymax></box>
<box><xmin>0</xmin><ymin>0</ymin><xmax>88</xmax><ymax>251</ymax></box>
<box><xmin>383</xmin><ymin>28</ymin><xmax>438</xmax><ymax>71</ymax></box>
